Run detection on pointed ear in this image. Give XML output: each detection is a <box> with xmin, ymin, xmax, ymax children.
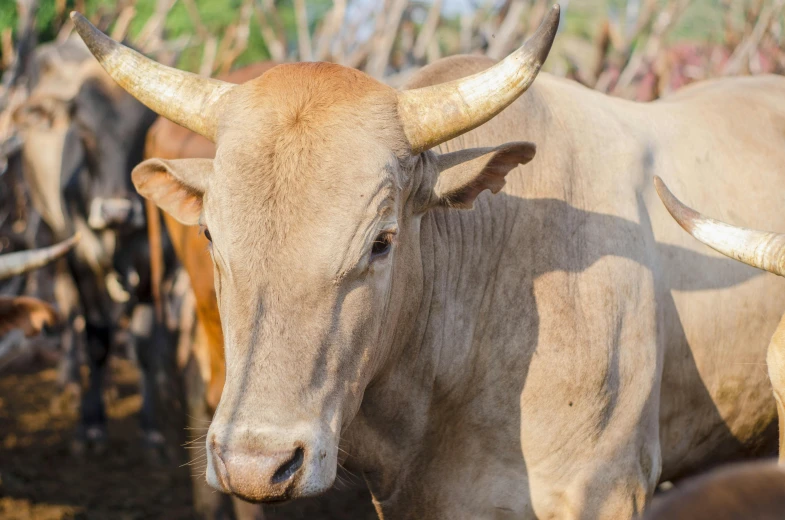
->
<box><xmin>132</xmin><ymin>158</ymin><xmax>213</xmax><ymax>226</ymax></box>
<box><xmin>433</xmin><ymin>142</ymin><xmax>536</xmax><ymax>209</ymax></box>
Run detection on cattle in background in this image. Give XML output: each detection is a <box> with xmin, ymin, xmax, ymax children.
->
<box><xmin>145</xmin><ymin>61</ymin><xmax>276</xmax><ymax>520</ymax></box>
<box><xmin>0</xmin><ymin>236</ymin><xmax>79</xmax><ymax>358</ymax></box>
<box><xmin>644</xmin><ymin>460</ymin><xmax>785</xmax><ymax>520</ymax></box>
<box><xmin>655</xmin><ymin>177</ymin><xmax>785</xmax><ymax>463</ymax></box>
<box><xmin>75</xmin><ymin>5</ymin><xmax>785</xmax><ymax>518</ymax></box>
<box><xmin>14</xmin><ymin>35</ymin><xmax>93</xmax><ymax>238</ymax></box>
<box><xmin>13</xmin><ymin>35</ymin><xmax>177</xmax><ymax>456</ymax></box>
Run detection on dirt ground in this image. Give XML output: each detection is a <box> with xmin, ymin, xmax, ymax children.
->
<box><xmin>0</xmin><ymin>357</ymin><xmax>377</xmax><ymax>520</ymax></box>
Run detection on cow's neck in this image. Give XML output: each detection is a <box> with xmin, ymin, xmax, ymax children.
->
<box><xmin>345</xmin><ymin>139</ymin><xmax>542</xmax><ymax>510</ymax></box>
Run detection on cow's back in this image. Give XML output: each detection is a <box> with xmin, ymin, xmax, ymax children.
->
<box><xmin>405</xmin><ymin>56</ymin><xmax>785</xmax><ymax>492</ymax></box>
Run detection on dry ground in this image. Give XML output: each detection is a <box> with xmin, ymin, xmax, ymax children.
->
<box><xmin>0</xmin><ymin>357</ymin><xmax>376</xmax><ymax>520</ymax></box>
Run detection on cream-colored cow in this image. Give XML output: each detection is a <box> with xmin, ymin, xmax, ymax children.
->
<box><xmin>73</xmin><ymin>7</ymin><xmax>785</xmax><ymax>518</ymax></box>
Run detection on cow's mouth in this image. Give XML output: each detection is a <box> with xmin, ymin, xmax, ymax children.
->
<box><xmin>236</xmin><ymin>490</ymin><xmax>293</xmax><ymax>505</ymax></box>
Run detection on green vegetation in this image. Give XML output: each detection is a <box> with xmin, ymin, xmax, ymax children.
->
<box><xmin>1</xmin><ymin>0</ymin><xmax>332</xmax><ymax>72</ymax></box>
<box><xmin>0</xmin><ymin>0</ymin><xmax>746</xmax><ymax>76</ymax></box>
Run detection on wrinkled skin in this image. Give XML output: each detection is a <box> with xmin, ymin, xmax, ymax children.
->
<box><xmin>133</xmin><ymin>56</ymin><xmax>785</xmax><ymax>519</ymax></box>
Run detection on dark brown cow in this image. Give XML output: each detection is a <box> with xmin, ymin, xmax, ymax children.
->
<box><xmin>644</xmin><ymin>461</ymin><xmax>785</xmax><ymax>520</ymax></box>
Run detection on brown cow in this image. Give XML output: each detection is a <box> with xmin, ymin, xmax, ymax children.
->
<box><xmin>0</xmin><ymin>236</ymin><xmax>79</xmax><ymax>355</ymax></box>
<box><xmin>644</xmin><ymin>461</ymin><xmax>785</xmax><ymax>520</ymax></box>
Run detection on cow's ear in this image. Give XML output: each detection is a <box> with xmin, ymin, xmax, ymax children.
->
<box><xmin>132</xmin><ymin>158</ymin><xmax>213</xmax><ymax>226</ymax></box>
<box><xmin>432</xmin><ymin>142</ymin><xmax>536</xmax><ymax>209</ymax></box>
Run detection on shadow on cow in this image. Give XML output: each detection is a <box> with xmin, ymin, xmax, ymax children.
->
<box><xmin>213</xmin><ymin>190</ymin><xmax>775</xmax><ymax>517</ymax></box>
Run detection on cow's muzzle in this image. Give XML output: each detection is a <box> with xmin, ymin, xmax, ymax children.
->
<box><xmin>205</xmin><ymin>426</ymin><xmax>336</xmax><ymax>503</ymax></box>
<box><xmin>88</xmin><ymin>197</ymin><xmax>144</xmax><ymax>230</ymax></box>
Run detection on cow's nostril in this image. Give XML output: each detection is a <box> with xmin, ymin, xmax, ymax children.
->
<box><xmin>271</xmin><ymin>447</ymin><xmax>304</xmax><ymax>484</ymax></box>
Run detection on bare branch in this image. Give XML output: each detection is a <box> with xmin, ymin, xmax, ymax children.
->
<box><xmin>254</xmin><ymin>0</ymin><xmax>286</xmax><ymax>62</ymax></box>
<box><xmin>199</xmin><ymin>36</ymin><xmax>218</xmax><ymax>77</ymax></box>
<box><xmin>313</xmin><ymin>0</ymin><xmax>346</xmax><ymax>62</ymax></box>
<box><xmin>426</xmin><ymin>36</ymin><xmax>441</xmax><ymax>64</ymax></box>
<box><xmin>1</xmin><ymin>29</ymin><xmax>13</xmax><ymax>71</ymax></box>
<box><xmin>110</xmin><ymin>6</ymin><xmax>137</xmax><ymax>41</ymax></box>
<box><xmin>2</xmin><ymin>0</ymin><xmax>38</xmax><ymax>94</ymax></box>
<box><xmin>613</xmin><ymin>0</ymin><xmax>688</xmax><ymax>96</ymax></box>
<box><xmin>724</xmin><ymin>0</ymin><xmax>785</xmax><ymax>76</ymax></box>
<box><xmin>218</xmin><ymin>0</ymin><xmax>253</xmax><ymax>74</ymax></box>
<box><xmin>525</xmin><ymin>0</ymin><xmax>550</xmax><ymax>38</ymax></box>
<box><xmin>294</xmin><ymin>0</ymin><xmax>313</xmax><ymax>61</ymax></box>
<box><xmin>55</xmin><ymin>18</ymin><xmax>74</xmax><ymax>43</ymax></box>
<box><xmin>486</xmin><ymin>0</ymin><xmax>525</xmax><ymax>60</ymax></box>
<box><xmin>413</xmin><ymin>0</ymin><xmax>442</xmax><ymax>63</ymax></box>
<box><xmin>263</xmin><ymin>0</ymin><xmax>288</xmax><ymax>57</ymax></box>
<box><xmin>182</xmin><ymin>0</ymin><xmax>208</xmax><ymax>39</ymax></box>
<box><xmin>459</xmin><ymin>12</ymin><xmax>473</xmax><ymax>54</ymax></box>
<box><xmin>338</xmin><ymin>0</ymin><xmax>377</xmax><ymax>66</ymax></box>
<box><xmin>136</xmin><ymin>0</ymin><xmax>178</xmax><ymax>53</ymax></box>
<box><xmin>366</xmin><ymin>0</ymin><xmax>409</xmax><ymax>78</ymax></box>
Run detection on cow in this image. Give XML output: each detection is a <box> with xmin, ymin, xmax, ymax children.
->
<box><xmin>0</xmin><ymin>236</ymin><xmax>79</xmax><ymax>356</ymax></box>
<box><xmin>655</xmin><ymin>177</ymin><xmax>785</xmax><ymax>464</ymax></box>
<box><xmin>145</xmin><ymin>62</ymin><xmax>277</xmax><ymax>520</ymax></box>
<box><xmin>72</xmin><ymin>5</ymin><xmax>785</xmax><ymax>518</ymax></box>
<box><xmin>13</xmin><ymin>36</ymin><xmax>177</xmax><ymax>455</ymax></box>
<box><xmin>644</xmin><ymin>460</ymin><xmax>785</xmax><ymax>520</ymax></box>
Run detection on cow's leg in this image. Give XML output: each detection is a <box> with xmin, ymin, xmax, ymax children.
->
<box><xmin>77</xmin><ymin>321</ymin><xmax>112</xmax><ymax>454</ymax></box>
<box><xmin>128</xmin><ymin>303</ymin><xmax>170</xmax><ymax>460</ymax></box>
<box><xmin>766</xmin><ymin>313</ymin><xmax>785</xmax><ymax>463</ymax></box>
<box><xmin>52</xmin><ymin>268</ymin><xmax>83</xmax><ymax>415</ymax></box>
<box><xmin>522</xmin><ymin>264</ymin><xmax>661</xmax><ymax>519</ymax></box>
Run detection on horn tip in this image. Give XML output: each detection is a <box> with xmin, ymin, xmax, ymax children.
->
<box><xmin>70</xmin><ymin>11</ymin><xmax>93</xmax><ymax>39</ymax></box>
<box><xmin>528</xmin><ymin>3</ymin><xmax>561</xmax><ymax>65</ymax></box>
<box><xmin>654</xmin><ymin>176</ymin><xmax>698</xmax><ymax>234</ymax></box>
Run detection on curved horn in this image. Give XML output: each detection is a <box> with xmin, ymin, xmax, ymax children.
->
<box><xmin>70</xmin><ymin>12</ymin><xmax>234</xmax><ymax>141</ymax></box>
<box><xmin>655</xmin><ymin>176</ymin><xmax>785</xmax><ymax>277</ymax></box>
<box><xmin>398</xmin><ymin>4</ymin><xmax>560</xmax><ymax>153</ymax></box>
<box><xmin>0</xmin><ymin>234</ymin><xmax>81</xmax><ymax>281</ymax></box>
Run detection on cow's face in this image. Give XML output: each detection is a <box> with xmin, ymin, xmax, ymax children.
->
<box><xmin>132</xmin><ymin>63</ymin><xmax>535</xmax><ymax>503</ymax></box>
<box><xmin>68</xmin><ymin>75</ymin><xmax>156</xmax><ymax>231</ymax></box>
<box><xmin>73</xmin><ymin>6</ymin><xmax>556</xmax><ymax>503</ymax></box>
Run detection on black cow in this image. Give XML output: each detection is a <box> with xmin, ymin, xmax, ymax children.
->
<box><xmin>53</xmin><ymin>64</ymin><xmax>178</xmax><ymax>454</ymax></box>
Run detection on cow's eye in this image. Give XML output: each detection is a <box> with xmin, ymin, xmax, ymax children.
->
<box><xmin>202</xmin><ymin>226</ymin><xmax>212</xmax><ymax>242</ymax></box>
<box><xmin>371</xmin><ymin>231</ymin><xmax>395</xmax><ymax>260</ymax></box>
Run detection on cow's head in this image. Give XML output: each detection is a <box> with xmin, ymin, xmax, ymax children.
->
<box><xmin>15</xmin><ymin>39</ymin><xmax>153</xmax><ymax>236</ymax></box>
<box><xmin>72</xmin><ymin>7</ymin><xmax>559</xmax><ymax>503</ymax></box>
<box><xmin>63</xmin><ymin>67</ymin><xmax>156</xmax><ymax>232</ymax></box>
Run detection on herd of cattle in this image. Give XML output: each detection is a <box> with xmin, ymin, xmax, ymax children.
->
<box><xmin>4</xmin><ymin>4</ymin><xmax>785</xmax><ymax>518</ymax></box>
